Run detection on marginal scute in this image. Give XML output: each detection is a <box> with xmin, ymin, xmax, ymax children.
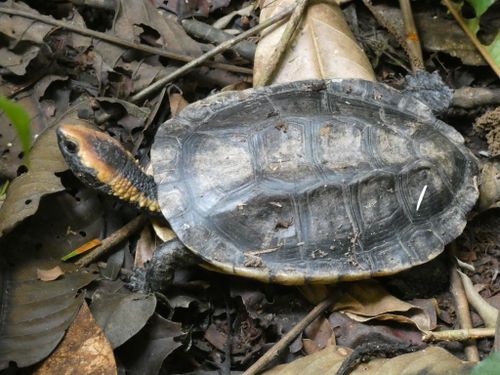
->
<box><xmin>152</xmin><ymin>79</ymin><xmax>479</xmax><ymax>284</ymax></box>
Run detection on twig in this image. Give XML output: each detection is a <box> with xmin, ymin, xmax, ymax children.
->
<box><xmin>495</xmin><ymin>311</ymin><xmax>500</xmax><ymax>352</ymax></box>
<box><xmin>75</xmin><ymin>215</ymin><xmax>147</xmax><ymax>268</ymax></box>
<box><xmin>423</xmin><ymin>328</ymin><xmax>496</xmax><ymax>342</ymax></box>
<box><xmin>130</xmin><ymin>7</ymin><xmax>295</xmax><ymax>103</ymax></box>
<box><xmin>242</xmin><ymin>294</ymin><xmax>336</xmax><ymax>375</ymax></box>
<box><xmin>69</xmin><ymin>0</ymin><xmax>115</xmax><ymax>10</ymax></box>
<box><xmin>182</xmin><ymin>18</ymin><xmax>256</xmax><ymax>61</ymax></box>
<box><xmin>398</xmin><ymin>0</ymin><xmax>424</xmax><ymax>72</ymax></box>
<box><xmin>450</xmin><ymin>264</ymin><xmax>480</xmax><ymax>362</ymax></box>
<box><xmin>0</xmin><ymin>7</ymin><xmax>252</xmax><ymax>75</ymax></box>
<box><xmin>254</xmin><ymin>0</ymin><xmax>309</xmax><ymax>87</ymax></box>
<box><xmin>442</xmin><ymin>0</ymin><xmax>500</xmax><ymax>77</ymax></box>
<box><xmin>458</xmin><ymin>270</ymin><xmax>498</xmax><ymax>328</ymax></box>
<box><xmin>452</xmin><ymin>87</ymin><xmax>500</xmax><ymax>108</ymax></box>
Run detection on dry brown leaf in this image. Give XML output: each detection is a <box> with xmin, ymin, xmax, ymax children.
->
<box><xmin>36</xmin><ymin>266</ymin><xmax>64</xmax><ymax>281</ymax></box>
<box><xmin>333</xmin><ymin>280</ymin><xmax>437</xmax><ymax>331</ymax></box>
<box><xmin>264</xmin><ymin>345</ymin><xmax>472</xmax><ymax>375</ymax></box>
<box><xmin>254</xmin><ymin>0</ymin><xmax>375</xmax><ymax>85</ymax></box>
<box><xmin>168</xmin><ymin>92</ymin><xmax>189</xmax><ymax>117</ymax></box>
<box><xmin>304</xmin><ymin>317</ymin><xmax>333</xmax><ymax>351</ymax></box>
<box><xmin>34</xmin><ymin>302</ymin><xmax>117</xmax><ymax>375</ymax></box>
<box><xmin>134</xmin><ymin>225</ymin><xmax>157</xmax><ymax>268</ymax></box>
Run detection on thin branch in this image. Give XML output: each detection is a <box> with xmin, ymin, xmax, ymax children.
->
<box><xmin>75</xmin><ymin>215</ymin><xmax>147</xmax><ymax>268</ymax></box>
<box><xmin>423</xmin><ymin>328</ymin><xmax>495</xmax><ymax>342</ymax></box>
<box><xmin>242</xmin><ymin>294</ymin><xmax>336</xmax><ymax>375</ymax></box>
<box><xmin>495</xmin><ymin>311</ymin><xmax>500</xmax><ymax>352</ymax></box>
<box><xmin>0</xmin><ymin>7</ymin><xmax>252</xmax><ymax>75</ymax></box>
<box><xmin>452</xmin><ymin>87</ymin><xmax>500</xmax><ymax>108</ymax></box>
<box><xmin>130</xmin><ymin>6</ymin><xmax>295</xmax><ymax>103</ymax></box>
<box><xmin>398</xmin><ymin>0</ymin><xmax>424</xmax><ymax>72</ymax></box>
<box><xmin>450</xmin><ymin>264</ymin><xmax>480</xmax><ymax>362</ymax></box>
<box><xmin>254</xmin><ymin>0</ymin><xmax>309</xmax><ymax>87</ymax></box>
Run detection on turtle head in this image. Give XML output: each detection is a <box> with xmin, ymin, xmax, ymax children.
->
<box><xmin>57</xmin><ymin>124</ymin><xmax>122</xmax><ymax>191</ymax></box>
<box><xmin>57</xmin><ymin>124</ymin><xmax>160</xmax><ymax>212</ymax></box>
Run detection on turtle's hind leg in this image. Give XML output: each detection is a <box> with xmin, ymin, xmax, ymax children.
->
<box><xmin>129</xmin><ymin>239</ymin><xmax>198</xmax><ymax>293</ymax></box>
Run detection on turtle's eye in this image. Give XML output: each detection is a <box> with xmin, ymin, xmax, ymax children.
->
<box><xmin>64</xmin><ymin>140</ymin><xmax>79</xmax><ymax>154</ymax></box>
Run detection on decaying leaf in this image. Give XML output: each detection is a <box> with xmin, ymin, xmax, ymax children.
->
<box><xmin>118</xmin><ymin>313</ymin><xmax>183</xmax><ymax>375</ymax></box>
<box><xmin>254</xmin><ymin>0</ymin><xmax>375</xmax><ymax>85</ymax></box>
<box><xmin>33</xmin><ymin>302</ymin><xmax>117</xmax><ymax>375</ymax></box>
<box><xmin>415</xmin><ymin>12</ymin><xmax>486</xmax><ymax>66</ymax></box>
<box><xmin>333</xmin><ymin>280</ymin><xmax>437</xmax><ymax>331</ymax></box>
<box><xmin>330</xmin><ymin>312</ymin><xmax>423</xmax><ymax>349</ymax></box>
<box><xmin>37</xmin><ymin>266</ymin><xmax>64</xmax><ymax>281</ymax></box>
<box><xmin>0</xmin><ymin>87</ymin><xmax>51</xmax><ymax>179</ymax></box>
<box><xmin>93</xmin><ymin>0</ymin><xmax>202</xmax><ymax>69</ymax></box>
<box><xmin>0</xmin><ymin>104</ymin><xmax>92</xmax><ymax>236</ymax></box>
<box><xmin>263</xmin><ymin>345</ymin><xmax>473</xmax><ymax>375</ymax></box>
<box><xmin>90</xmin><ymin>291</ymin><xmax>157</xmax><ymax>348</ymax></box>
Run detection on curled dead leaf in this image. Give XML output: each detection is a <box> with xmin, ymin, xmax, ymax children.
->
<box><xmin>36</xmin><ymin>266</ymin><xmax>64</xmax><ymax>281</ymax></box>
<box><xmin>333</xmin><ymin>280</ymin><xmax>437</xmax><ymax>331</ymax></box>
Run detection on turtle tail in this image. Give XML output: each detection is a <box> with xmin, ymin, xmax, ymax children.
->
<box><xmin>56</xmin><ymin>124</ymin><xmax>161</xmax><ymax>213</ymax></box>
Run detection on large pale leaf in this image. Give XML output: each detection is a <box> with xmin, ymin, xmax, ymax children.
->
<box><xmin>254</xmin><ymin>0</ymin><xmax>375</xmax><ymax>85</ymax></box>
<box><xmin>264</xmin><ymin>345</ymin><xmax>473</xmax><ymax>374</ymax></box>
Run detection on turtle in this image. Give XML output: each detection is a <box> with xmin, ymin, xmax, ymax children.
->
<box><xmin>57</xmin><ymin>79</ymin><xmax>479</xmax><ymax>287</ymax></box>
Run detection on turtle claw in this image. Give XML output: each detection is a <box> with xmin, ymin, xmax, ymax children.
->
<box><xmin>128</xmin><ymin>239</ymin><xmax>197</xmax><ymax>293</ymax></box>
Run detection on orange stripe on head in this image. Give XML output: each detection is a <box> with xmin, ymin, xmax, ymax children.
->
<box><xmin>57</xmin><ymin>124</ymin><xmax>129</xmax><ymax>185</ymax></box>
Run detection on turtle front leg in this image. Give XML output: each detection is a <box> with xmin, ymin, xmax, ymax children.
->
<box><xmin>128</xmin><ymin>239</ymin><xmax>199</xmax><ymax>293</ymax></box>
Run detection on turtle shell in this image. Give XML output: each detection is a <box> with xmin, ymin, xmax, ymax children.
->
<box><xmin>151</xmin><ymin>80</ymin><xmax>479</xmax><ymax>285</ymax></box>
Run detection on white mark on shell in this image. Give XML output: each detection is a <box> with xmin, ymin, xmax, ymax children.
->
<box><xmin>416</xmin><ymin>185</ymin><xmax>428</xmax><ymax>212</ymax></box>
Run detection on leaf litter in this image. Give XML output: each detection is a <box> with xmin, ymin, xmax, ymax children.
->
<box><xmin>0</xmin><ymin>0</ymin><xmax>499</xmax><ymax>374</ymax></box>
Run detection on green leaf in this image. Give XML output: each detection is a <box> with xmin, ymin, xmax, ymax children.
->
<box><xmin>472</xmin><ymin>352</ymin><xmax>500</xmax><ymax>375</ymax></box>
<box><xmin>0</xmin><ymin>96</ymin><xmax>31</xmax><ymax>161</ymax></box>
